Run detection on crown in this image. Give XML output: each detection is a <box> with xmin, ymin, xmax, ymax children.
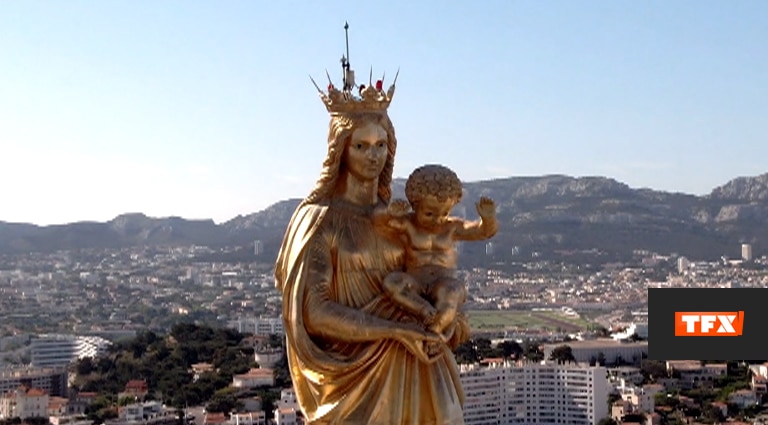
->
<box><xmin>310</xmin><ymin>69</ymin><xmax>398</xmax><ymax>115</ymax></box>
<box><xmin>310</xmin><ymin>22</ymin><xmax>398</xmax><ymax>115</ymax></box>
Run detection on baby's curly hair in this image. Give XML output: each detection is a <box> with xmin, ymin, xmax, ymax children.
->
<box><xmin>405</xmin><ymin>164</ymin><xmax>464</xmax><ymax>206</ymax></box>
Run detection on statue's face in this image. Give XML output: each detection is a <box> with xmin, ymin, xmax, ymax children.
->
<box><xmin>414</xmin><ymin>195</ymin><xmax>456</xmax><ymax>230</ymax></box>
<box><xmin>344</xmin><ymin>121</ymin><xmax>388</xmax><ymax>181</ymax></box>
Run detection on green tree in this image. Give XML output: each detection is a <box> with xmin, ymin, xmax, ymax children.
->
<box><xmin>607</xmin><ymin>392</ymin><xmax>622</xmax><ymax>408</ymax></box>
<box><xmin>474</xmin><ymin>338</ymin><xmax>502</xmax><ymax>359</ymax></box>
<box><xmin>267</xmin><ymin>334</ymin><xmax>284</xmax><ymax>349</ymax></box>
<box><xmin>453</xmin><ymin>340</ymin><xmax>478</xmax><ymax>364</ymax></box>
<box><xmin>701</xmin><ymin>403</ymin><xmax>725</xmax><ymax>423</ymax></box>
<box><xmin>640</xmin><ymin>359</ymin><xmax>668</xmax><ymax>382</ymax></box>
<box><xmin>548</xmin><ymin>345</ymin><xmax>575</xmax><ymax>364</ymax></box>
<box><xmin>522</xmin><ymin>340</ymin><xmax>544</xmax><ymax>362</ymax></box>
<box><xmin>206</xmin><ymin>388</ymin><xmax>243</xmax><ymax>415</ymax></box>
<box><xmin>75</xmin><ymin>357</ymin><xmax>94</xmax><ymax>375</ymax></box>
<box><xmin>498</xmin><ymin>340</ymin><xmax>523</xmax><ymax>359</ymax></box>
<box><xmin>118</xmin><ymin>396</ymin><xmax>137</xmax><ymax>406</ymax></box>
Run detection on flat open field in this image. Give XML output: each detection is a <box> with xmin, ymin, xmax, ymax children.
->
<box><xmin>467</xmin><ymin>309</ymin><xmax>592</xmax><ymax>332</ymax></box>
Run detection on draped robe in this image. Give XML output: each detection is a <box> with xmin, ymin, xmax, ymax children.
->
<box><xmin>275</xmin><ymin>199</ymin><xmax>465</xmax><ymax>425</ymax></box>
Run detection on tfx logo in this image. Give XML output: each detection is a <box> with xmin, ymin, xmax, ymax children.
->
<box><xmin>674</xmin><ymin>311</ymin><xmax>745</xmax><ymax>336</ymax></box>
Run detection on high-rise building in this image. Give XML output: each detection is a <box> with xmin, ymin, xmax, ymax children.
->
<box><xmin>742</xmin><ymin>243</ymin><xmax>753</xmax><ymax>261</ymax></box>
<box><xmin>254</xmin><ymin>240</ymin><xmax>263</xmax><ymax>256</ymax></box>
<box><xmin>30</xmin><ymin>335</ymin><xmax>111</xmax><ymax>368</ymax></box>
<box><xmin>229</xmin><ymin>317</ymin><xmax>284</xmax><ymax>336</ymax></box>
<box><xmin>0</xmin><ymin>366</ymin><xmax>67</xmax><ymax>397</ymax></box>
<box><xmin>486</xmin><ymin>242</ymin><xmax>494</xmax><ymax>256</ymax></box>
<box><xmin>460</xmin><ymin>359</ymin><xmax>610</xmax><ymax>425</ymax></box>
<box><xmin>677</xmin><ymin>257</ymin><xmax>689</xmax><ymax>274</ymax></box>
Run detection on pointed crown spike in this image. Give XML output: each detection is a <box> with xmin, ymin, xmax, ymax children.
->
<box><xmin>310</xmin><ymin>23</ymin><xmax>397</xmax><ymax>115</ymax></box>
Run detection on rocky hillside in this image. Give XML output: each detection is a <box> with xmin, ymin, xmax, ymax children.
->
<box><xmin>2</xmin><ymin>172</ymin><xmax>767</xmax><ymax>264</ymax></box>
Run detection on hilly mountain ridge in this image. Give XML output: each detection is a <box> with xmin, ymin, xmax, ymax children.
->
<box><xmin>2</xmin><ymin>173</ymin><xmax>767</xmax><ymax>264</ymax></box>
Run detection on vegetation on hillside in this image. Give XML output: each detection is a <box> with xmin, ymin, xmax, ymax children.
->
<box><xmin>72</xmin><ymin>323</ymin><xmax>290</xmax><ymax>421</ymax></box>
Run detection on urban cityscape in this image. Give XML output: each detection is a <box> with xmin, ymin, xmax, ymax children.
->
<box><xmin>1</xmin><ymin>239</ymin><xmax>767</xmax><ymax>425</ymax></box>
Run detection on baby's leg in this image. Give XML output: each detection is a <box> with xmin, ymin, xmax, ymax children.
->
<box><xmin>427</xmin><ymin>277</ymin><xmax>467</xmax><ymax>337</ymax></box>
<box><xmin>382</xmin><ymin>271</ymin><xmax>437</xmax><ymax>322</ymax></box>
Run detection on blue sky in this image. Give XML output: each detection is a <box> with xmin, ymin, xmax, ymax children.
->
<box><xmin>2</xmin><ymin>1</ymin><xmax>767</xmax><ymax>225</ymax></box>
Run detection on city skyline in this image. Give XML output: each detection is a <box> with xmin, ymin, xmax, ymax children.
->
<box><xmin>2</xmin><ymin>1</ymin><xmax>767</xmax><ymax>225</ymax></box>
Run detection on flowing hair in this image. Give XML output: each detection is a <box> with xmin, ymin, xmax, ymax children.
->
<box><xmin>302</xmin><ymin>112</ymin><xmax>397</xmax><ymax>206</ymax></box>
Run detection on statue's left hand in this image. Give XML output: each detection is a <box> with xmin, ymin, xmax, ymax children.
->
<box><xmin>475</xmin><ymin>196</ymin><xmax>496</xmax><ymax>219</ymax></box>
<box><xmin>394</xmin><ymin>323</ymin><xmax>443</xmax><ymax>364</ymax></box>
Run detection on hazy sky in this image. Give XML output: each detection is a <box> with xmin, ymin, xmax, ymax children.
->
<box><xmin>2</xmin><ymin>1</ymin><xmax>767</xmax><ymax>225</ymax></box>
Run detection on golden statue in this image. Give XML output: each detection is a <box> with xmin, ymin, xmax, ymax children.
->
<box><xmin>275</xmin><ymin>24</ymin><xmax>496</xmax><ymax>425</ymax></box>
<box><xmin>374</xmin><ymin>164</ymin><xmax>498</xmax><ymax>356</ymax></box>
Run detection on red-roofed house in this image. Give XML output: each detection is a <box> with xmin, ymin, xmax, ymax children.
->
<box><xmin>119</xmin><ymin>380</ymin><xmax>149</xmax><ymax>402</ymax></box>
<box><xmin>47</xmin><ymin>396</ymin><xmax>69</xmax><ymax>417</ymax></box>
<box><xmin>0</xmin><ymin>385</ymin><xmax>50</xmax><ymax>419</ymax></box>
<box><xmin>232</xmin><ymin>368</ymin><xmax>274</xmax><ymax>389</ymax></box>
<box><xmin>204</xmin><ymin>412</ymin><xmax>227</xmax><ymax>425</ymax></box>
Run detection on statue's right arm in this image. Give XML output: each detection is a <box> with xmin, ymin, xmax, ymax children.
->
<box><xmin>301</xmin><ymin>234</ymin><xmax>408</xmax><ymax>343</ymax></box>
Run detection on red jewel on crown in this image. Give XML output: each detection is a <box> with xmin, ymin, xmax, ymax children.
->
<box><xmin>328</xmin><ymin>84</ymin><xmax>334</xmax><ymax>91</ymax></box>
<box><xmin>375</xmin><ymin>80</ymin><xmax>383</xmax><ymax>91</ymax></box>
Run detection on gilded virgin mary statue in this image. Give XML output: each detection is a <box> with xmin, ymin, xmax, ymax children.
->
<box><xmin>274</xmin><ymin>25</ymin><xmax>467</xmax><ymax>425</ymax></box>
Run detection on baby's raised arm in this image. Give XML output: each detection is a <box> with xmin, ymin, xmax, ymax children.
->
<box><xmin>452</xmin><ymin>196</ymin><xmax>498</xmax><ymax>241</ymax></box>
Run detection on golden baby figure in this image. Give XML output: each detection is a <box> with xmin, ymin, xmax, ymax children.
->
<box><xmin>374</xmin><ymin>165</ymin><xmax>498</xmax><ymax>354</ymax></box>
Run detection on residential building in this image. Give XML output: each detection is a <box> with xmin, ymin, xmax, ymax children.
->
<box><xmin>232</xmin><ymin>368</ymin><xmax>274</xmax><ymax>389</ymax></box>
<box><xmin>228</xmin><ymin>317</ymin><xmax>284</xmax><ymax>336</ymax></box>
<box><xmin>665</xmin><ymin>361</ymin><xmax>727</xmax><ymax>389</ymax></box>
<box><xmin>273</xmin><ymin>408</ymin><xmax>297</xmax><ymax>425</ymax></box>
<box><xmin>742</xmin><ymin>244</ymin><xmax>753</xmax><ymax>261</ymax></box>
<box><xmin>0</xmin><ymin>366</ymin><xmax>67</xmax><ymax>397</ymax></box>
<box><xmin>459</xmin><ymin>359</ymin><xmax>610</xmax><ymax>425</ymax></box>
<box><xmin>30</xmin><ymin>335</ymin><xmax>111</xmax><ymax>368</ymax></box>
<box><xmin>230</xmin><ymin>412</ymin><xmax>266</xmax><ymax>425</ymax></box>
<box><xmin>277</xmin><ymin>388</ymin><xmax>299</xmax><ymax>411</ymax></box>
<box><xmin>0</xmin><ymin>385</ymin><xmax>50</xmax><ymax>420</ymax></box>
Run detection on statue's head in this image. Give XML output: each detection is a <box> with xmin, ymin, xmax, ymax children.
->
<box><xmin>405</xmin><ymin>164</ymin><xmax>463</xmax><ymax>230</ymax></box>
<box><xmin>303</xmin><ymin>71</ymin><xmax>399</xmax><ymax>205</ymax></box>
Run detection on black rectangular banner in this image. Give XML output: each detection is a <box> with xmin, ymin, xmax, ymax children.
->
<box><xmin>648</xmin><ymin>288</ymin><xmax>768</xmax><ymax>360</ymax></box>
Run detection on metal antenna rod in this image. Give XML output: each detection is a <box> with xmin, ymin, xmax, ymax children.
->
<box><xmin>344</xmin><ymin>21</ymin><xmax>350</xmax><ymax>70</ymax></box>
<box><xmin>341</xmin><ymin>22</ymin><xmax>352</xmax><ymax>90</ymax></box>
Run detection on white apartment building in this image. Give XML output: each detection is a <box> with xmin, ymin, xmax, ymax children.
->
<box><xmin>228</xmin><ymin>317</ymin><xmax>284</xmax><ymax>336</ymax></box>
<box><xmin>277</xmin><ymin>388</ymin><xmax>299</xmax><ymax>411</ymax></box>
<box><xmin>273</xmin><ymin>408</ymin><xmax>297</xmax><ymax>425</ymax></box>
<box><xmin>615</xmin><ymin>380</ymin><xmax>661</xmax><ymax>414</ymax></box>
<box><xmin>230</xmin><ymin>411</ymin><xmax>266</xmax><ymax>425</ymax></box>
<box><xmin>607</xmin><ymin>367</ymin><xmax>644</xmax><ymax>386</ymax></box>
<box><xmin>0</xmin><ymin>366</ymin><xmax>68</xmax><ymax>397</ymax></box>
<box><xmin>0</xmin><ymin>386</ymin><xmax>50</xmax><ymax>420</ymax></box>
<box><xmin>30</xmin><ymin>335</ymin><xmax>111</xmax><ymax>368</ymax></box>
<box><xmin>459</xmin><ymin>359</ymin><xmax>610</xmax><ymax>425</ymax></box>
<box><xmin>742</xmin><ymin>243</ymin><xmax>753</xmax><ymax>261</ymax></box>
<box><xmin>254</xmin><ymin>348</ymin><xmax>283</xmax><ymax>368</ymax></box>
